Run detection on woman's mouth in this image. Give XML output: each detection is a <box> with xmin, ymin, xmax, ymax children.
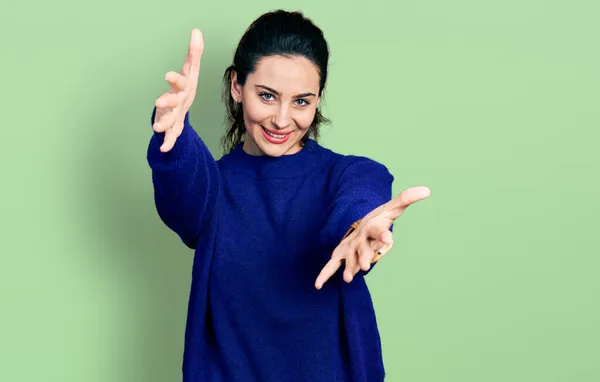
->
<box><xmin>261</xmin><ymin>125</ymin><xmax>292</xmax><ymax>144</ymax></box>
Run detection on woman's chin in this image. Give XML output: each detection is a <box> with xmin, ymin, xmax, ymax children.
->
<box><xmin>258</xmin><ymin>143</ymin><xmax>288</xmax><ymax>157</ymax></box>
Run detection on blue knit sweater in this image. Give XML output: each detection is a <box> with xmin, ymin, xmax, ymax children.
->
<box><xmin>147</xmin><ymin>109</ymin><xmax>394</xmax><ymax>381</ymax></box>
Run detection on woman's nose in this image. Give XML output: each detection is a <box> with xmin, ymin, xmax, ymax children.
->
<box><xmin>272</xmin><ymin>105</ymin><xmax>292</xmax><ymax>129</ymax></box>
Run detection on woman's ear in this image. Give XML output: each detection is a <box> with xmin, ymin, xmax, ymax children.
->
<box><xmin>230</xmin><ymin>71</ymin><xmax>242</xmax><ymax>103</ymax></box>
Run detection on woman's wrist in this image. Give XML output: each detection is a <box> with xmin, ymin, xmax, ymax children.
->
<box><xmin>341</xmin><ymin>219</ymin><xmax>362</xmax><ymax>241</ymax></box>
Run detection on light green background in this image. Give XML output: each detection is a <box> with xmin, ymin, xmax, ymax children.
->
<box><xmin>1</xmin><ymin>1</ymin><xmax>598</xmax><ymax>381</ymax></box>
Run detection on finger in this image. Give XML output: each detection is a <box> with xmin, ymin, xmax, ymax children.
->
<box><xmin>155</xmin><ymin>92</ymin><xmax>181</xmax><ymax>109</ymax></box>
<box><xmin>343</xmin><ymin>246</ymin><xmax>358</xmax><ymax>283</ymax></box>
<box><xmin>385</xmin><ymin>186</ymin><xmax>431</xmax><ymax>220</ymax></box>
<box><xmin>364</xmin><ymin>222</ymin><xmax>394</xmax><ymax>246</ymax></box>
<box><xmin>371</xmin><ymin>240</ymin><xmax>394</xmax><ymax>263</ymax></box>
<box><xmin>379</xmin><ymin>229</ymin><xmax>393</xmax><ymax>244</ymax></box>
<box><xmin>182</xmin><ymin>28</ymin><xmax>204</xmax><ymax>78</ymax></box>
<box><xmin>160</xmin><ymin>129</ymin><xmax>176</xmax><ymax>152</ymax></box>
<box><xmin>160</xmin><ymin>130</ymin><xmax>180</xmax><ymax>153</ymax></box>
<box><xmin>357</xmin><ymin>238</ymin><xmax>374</xmax><ymax>271</ymax></box>
<box><xmin>315</xmin><ymin>258</ymin><xmax>343</xmax><ymax>290</ymax></box>
<box><xmin>153</xmin><ymin>110</ymin><xmax>177</xmax><ymax>133</ymax></box>
<box><xmin>370</xmin><ymin>239</ymin><xmax>386</xmax><ymax>253</ymax></box>
<box><xmin>160</xmin><ymin>120</ymin><xmax>183</xmax><ymax>152</ymax></box>
<box><xmin>166</xmin><ymin>71</ymin><xmax>187</xmax><ymax>91</ymax></box>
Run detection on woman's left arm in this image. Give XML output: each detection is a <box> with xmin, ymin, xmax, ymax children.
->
<box><xmin>316</xmin><ymin>157</ymin><xmax>430</xmax><ymax>290</ymax></box>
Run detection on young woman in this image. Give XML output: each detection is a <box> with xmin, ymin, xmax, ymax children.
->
<box><xmin>147</xmin><ymin>9</ymin><xmax>430</xmax><ymax>382</ymax></box>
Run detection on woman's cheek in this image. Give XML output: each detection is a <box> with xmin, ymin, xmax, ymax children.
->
<box><xmin>299</xmin><ymin>110</ymin><xmax>317</xmax><ymax>130</ymax></box>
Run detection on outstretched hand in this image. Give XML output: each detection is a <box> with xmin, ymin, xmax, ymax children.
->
<box><xmin>153</xmin><ymin>29</ymin><xmax>204</xmax><ymax>152</ymax></box>
<box><xmin>315</xmin><ymin>186</ymin><xmax>431</xmax><ymax>290</ymax></box>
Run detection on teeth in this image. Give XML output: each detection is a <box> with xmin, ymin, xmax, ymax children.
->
<box><xmin>264</xmin><ymin>128</ymin><xmax>287</xmax><ymax>139</ymax></box>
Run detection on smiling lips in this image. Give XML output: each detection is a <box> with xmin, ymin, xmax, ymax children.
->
<box><xmin>261</xmin><ymin>125</ymin><xmax>292</xmax><ymax>144</ymax></box>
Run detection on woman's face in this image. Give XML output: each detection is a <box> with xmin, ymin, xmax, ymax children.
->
<box><xmin>231</xmin><ymin>55</ymin><xmax>321</xmax><ymax>157</ymax></box>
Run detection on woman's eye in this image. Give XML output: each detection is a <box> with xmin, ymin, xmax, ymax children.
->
<box><xmin>259</xmin><ymin>93</ymin><xmax>275</xmax><ymax>101</ymax></box>
<box><xmin>296</xmin><ymin>99</ymin><xmax>309</xmax><ymax>106</ymax></box>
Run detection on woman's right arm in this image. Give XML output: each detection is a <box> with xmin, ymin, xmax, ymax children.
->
<box><xmin>146</xmin><ymin>29</ymin><xmax>220</xmax><ymax>249</ymax></box>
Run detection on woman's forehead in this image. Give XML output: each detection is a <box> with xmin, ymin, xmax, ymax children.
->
<box><xmin>248</xmin><ymin>55</ymin><xmax>320</xmax><ymax>94</ymax></box>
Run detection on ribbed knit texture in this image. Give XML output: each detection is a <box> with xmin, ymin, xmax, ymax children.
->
<box><xmin>147</xmin><ymin>108</ymin><xmax>394</xmax><ymax>381</ymax></box>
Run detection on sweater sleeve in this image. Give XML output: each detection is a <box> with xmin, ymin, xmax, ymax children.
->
<box><xmin>146</xmin><ymin>107</ymin><xmax>220</xmax><ymax>249</ymax></box>
<box><xmin>320</xmin><ymin>156</ymin><xmax>395</xmax><ymax>275</ymax></box>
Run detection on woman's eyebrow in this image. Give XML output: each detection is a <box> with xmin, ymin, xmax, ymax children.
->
<box><xmin>255</xmin><ymin>84</ymin><xmax>316</xmax><ymax>98</ymax></box>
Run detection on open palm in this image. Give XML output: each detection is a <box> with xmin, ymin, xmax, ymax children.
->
<box><xmin>315</xmin><ymin>186</ymin><xmax>431</xmax><ymax>289</ymax></box>
<box><xmin>153</xmin><ymin>29</ymin><xmax>204</xmax><ymax>152</ymax></box>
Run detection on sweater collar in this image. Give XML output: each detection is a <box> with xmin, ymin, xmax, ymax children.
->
<box><xmin>220</xmin><ymin>139</ymin><xmax>321</xmax><ymax>179</ymax></box>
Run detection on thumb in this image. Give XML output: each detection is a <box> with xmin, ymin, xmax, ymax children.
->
<box><xmin>385</xmin><ymin>186</ymin><xmax>431</xmax><ymax>219</ymax></box>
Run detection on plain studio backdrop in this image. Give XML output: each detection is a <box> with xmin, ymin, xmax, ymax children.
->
<box><xmin>1</xmin><ymin>1</ymin><xmax>598</xmax><ymax>381</ymax></box>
